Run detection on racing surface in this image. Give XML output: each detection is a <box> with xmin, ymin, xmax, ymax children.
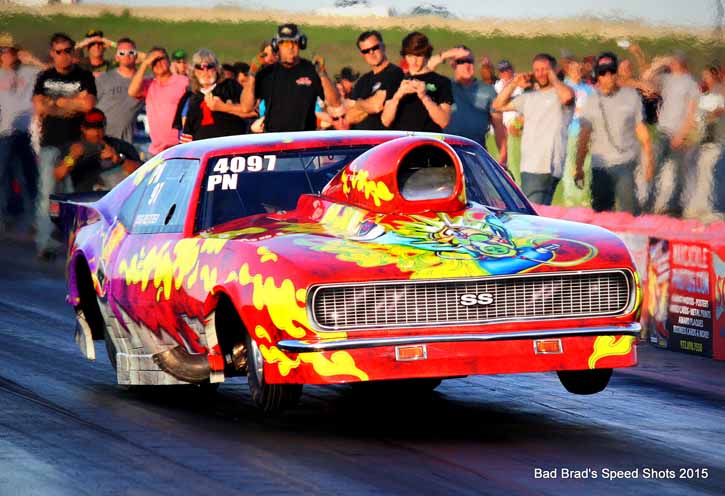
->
<box><xmin>0</xmin><ymin>239</ymin><xmax>724</xmax><ymax>496</ymax></box>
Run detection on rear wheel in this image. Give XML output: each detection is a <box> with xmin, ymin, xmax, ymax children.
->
<box><xmin>103</xmin><ymin>328</ymin><xmax>117</xmax><ymax>370</ymax></box>
<box><xmin>246</xmin><ymin>333</ymin><xmax>302</xmax><ymax>414</ymax></box>
<box><xmin>557</xmin><ymin>368</ymin><xmax>613</xmax><ymax>395</ymax></box>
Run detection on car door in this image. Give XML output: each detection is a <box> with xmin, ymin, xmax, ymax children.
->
<box><xmin>110</xmin><ymin>158</ymin><xmax>202</xmax><ymax>351</ymax></box>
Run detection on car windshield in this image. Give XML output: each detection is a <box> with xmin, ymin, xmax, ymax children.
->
<box><xmin>195</xmin><ymin>143</ymin><xmax>533</xmax><ymax>231</ymax></box>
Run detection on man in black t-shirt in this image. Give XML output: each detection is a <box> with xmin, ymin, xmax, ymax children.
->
<box><xmin>347</xmin><ymin>30</ymin><xmax>404</xmax><ymax>130</ymax></box>
<box><xmin>241</xmin><ymin>24</ymin><xmax>340</xmax><ymax>133</ymax></box>
<box><xmin>32</xmin><ymin>32</ymin><xmax>96</xmax><ymax>258</ymax></box>
<box><xmin>55</xmin><ymin>108</ymin><xmax>140</xmax><ymax>192</ymax></box>
<box><xmin>381</xmin><ymin>32</ymin><xmax>453</xmax><ymax>133</ymax></box>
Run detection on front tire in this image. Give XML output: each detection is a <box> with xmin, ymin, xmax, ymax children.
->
<box><xmin>557</xmin><ymin>368</ymin><xmax>613</xmax><ymax>395</ymax></box>
<box><xmin>246</xmin><ymin>333</ymin><xmax>302</xmax><ymax>414</ymax></box>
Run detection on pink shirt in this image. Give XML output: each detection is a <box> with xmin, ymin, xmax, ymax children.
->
<box><xmin>141</xmin><ymin>74</ymin><xmax>188</xmax><ymax>155</ymax></box>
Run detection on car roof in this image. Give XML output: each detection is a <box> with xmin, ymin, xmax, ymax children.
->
<box><xmin>159</xmin><ymin>130</ymin><xmax>478</xmax><ymax>161</ymax></box>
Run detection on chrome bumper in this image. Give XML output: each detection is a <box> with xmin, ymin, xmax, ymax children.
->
<box><xmin>277</xmin><ymin>323</ymin><xmax>641</xmax><ymax>353</ymax></box>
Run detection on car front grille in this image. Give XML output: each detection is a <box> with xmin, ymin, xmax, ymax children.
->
<box><xmin>309</xmin><ymin>270</ymin><xmax>633</xmax><ymax>331</ymax></box>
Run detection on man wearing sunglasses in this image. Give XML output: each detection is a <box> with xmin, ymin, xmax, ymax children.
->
<box><xmin>575</xmin><ymin>52</ymin><xmax>653</xmax><ymax>215</ymax></box>
<box><xmin>427</xmin><ymin>45</ymin><xmax>507</xmax><ymax>163</ymax></box>
<box><xmin>241</xmin><ymin>23</ymin><xmax>340</xmax><ymax>132</ymax></box>
<box><xmin>346</xmin><ymin>30</ymin><xmax>403</xmax><ymax>130</ymax></box>
<box><xmin>32</xmin><ymin>32</ymin><xmax>96</xmax><ymax>259</ymax></box>
<box><xmin>95</xmin><ymin>37</ymin><xmax>143</xmax><ymax>144</ymax></box>
<box><xmin>129</xmin><ymin>46</ymin><xmax>189</xmax><ymax>155</ymax></box>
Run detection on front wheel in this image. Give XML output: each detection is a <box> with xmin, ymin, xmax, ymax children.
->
<box><xmin>557</xmin><ymin>368</ymin><xmax>613</xmax><ymax>395</ymax></box>
<box><xmin>246</xmin><ymin>334</ymin><xmax>302</xmax><ymax>414</ymax></box>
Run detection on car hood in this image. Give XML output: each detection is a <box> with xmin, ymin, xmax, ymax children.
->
<box><xmin>206</xmin><ymin>202</ymin><xmax>635</xmax><ymax>285</ymax></box>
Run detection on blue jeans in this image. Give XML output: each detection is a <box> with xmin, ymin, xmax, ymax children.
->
<box><xmin>521</xmin><ymin>172</ymin><xmax>560</xmax><ymax>205</ymax></box>
<box><xmin>35</xmin><ymin>146</ymin><xmax>71</xmax><ymax>254</ymax></box>
<box><xmin>644</xmin><ymin>135</ymin><xmax>694</xmax><ymax>216</ymax></box>
<box><xmin>0</xmin><ymin>133</ymin><xmax>37</xmax><ymax>228</ymax></box>
<box><xmin>591</xmin><ymin>162</ymin><xmax>639</xmax><ymax>214</ymax></box>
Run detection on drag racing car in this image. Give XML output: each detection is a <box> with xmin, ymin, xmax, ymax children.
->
<box><xmin>53</xmin><ymin>131</ymin><xmax>642</xmax><ymax>413</ymax></box>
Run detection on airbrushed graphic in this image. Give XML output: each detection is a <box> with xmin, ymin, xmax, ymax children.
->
<box><xmin>53</xmin><ymin>131</ymin><xmax>642</xmax><ymax>413</ymax></box>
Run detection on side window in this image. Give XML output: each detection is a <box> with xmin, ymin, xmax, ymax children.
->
<box><xmin>131</xmin><ymin>159</ymin><xmax>200</xmax><ymax>234</ymax></box>
<box><xmin>118</xmin><ymin>177</ymin><xmax>150</xmax><ymax>228</ymax></box>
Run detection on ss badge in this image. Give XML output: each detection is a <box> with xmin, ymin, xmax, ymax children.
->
<box><xmin>460</xmin><ymin>293</ymin><xmax>494</xmax><ymax>306</ymax></box>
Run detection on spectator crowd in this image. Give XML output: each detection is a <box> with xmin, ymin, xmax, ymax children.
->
<box><xmin>0</xmin><ymin>24</ymin><xmax>723</xmax><ymax>260</ymax></box>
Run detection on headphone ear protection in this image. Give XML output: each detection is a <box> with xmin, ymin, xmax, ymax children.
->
<box><xmin>271</xmin><ymin>34</ymin><xmax>307</xmax><ymax>53</ymax></box>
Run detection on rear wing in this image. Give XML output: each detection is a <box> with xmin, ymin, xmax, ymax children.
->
<box><xmin>49</xmin><ymin>191</ymin><xmax>109</xmax><ymax>237</ymax></box>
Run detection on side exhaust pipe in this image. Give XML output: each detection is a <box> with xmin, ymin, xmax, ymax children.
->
<box><xmin>153</xmin><ymin>346</ymin><xmax>210</xmax><ymax>383</ymax></box>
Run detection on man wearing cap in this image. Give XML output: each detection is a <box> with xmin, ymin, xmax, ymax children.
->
<box><xmin>33</xmin><ymin>32</ymin><xmax>96</xmax><ymax>258</ymax></box>
<box><xmin>95</xmin><ymin>37</ymin><xmax>143</xmax><ymax>144</ymax></box>
<box><xmin>171</xmin><ymin>49</ymin><xmax>189</xmax><ymax>76</ymax></box>
<box><xmin>642</xmin><ymin>51</ymin><xmax>701</xmax><ymax>216</ymax></box>
<box><xmin>575</xmin><ymin>52</ymin><xmax>654</xmax><ymax>214</ymax></box>
<box><xmin>494</xmin><ymin>60</ymin><xmax>523</xmax><ymax>175</ymax></box>
<box><xmin>346</xmin><ymin>30</ymin><xmax>404</xmax><ymax>130</ymax></box>
<box><xmin>54</xmin><ymin>108</ymin><xmax>140</xmax><ymax>192</ymax></box>
<box><xmin>493</xmin><ymin>53</ymin><xmax>574</xmax><ymax>205</ymax></box>
<box><xmin>241</xmin><ymin>23</ymin><xmax>340</xmax><ymax>132</ymax></box>
<box><xmin>335</xmin><ymin>66</ymin><xmax>359</xmax><ymax>99</ymax></box>
<box><xmin>128</xmin><ymin>46</ymin><xmax>189</xmax><ymax>155</ymax></box>
<box><xmin>77</xmin><ymin>29</ymin><xmax>115</xmax><ymax>77</ymax></box>
<box><xmin>0</xmin><ymin>32</ymin><xmax>41</xmax><ymax>234</ymax></box>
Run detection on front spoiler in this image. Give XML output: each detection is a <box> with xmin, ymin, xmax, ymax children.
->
<box><xmin>277</xmin><ymin>323</ymin><xmax>641</xmax><ymax>353</ymax></box>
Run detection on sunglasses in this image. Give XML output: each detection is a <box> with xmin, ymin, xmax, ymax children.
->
<box><xmin>331</xmin><ymin>114</ymin><xmax>347</xmax><ymax>121</ymax></box>
<box><xmin>90</xmin><ymin>42</ymin><xmax>105</xmax><ymax>48</ymax></box>
<box><xmin>54</xmin><ymin>47</ymin><xmax>73</xmax><ymax>55</ymax></box>
<box><xmin>597</xmin><ymin>67</ymin><xmax>617</xmax><ymax>76</ymax></box>
<box><xmin>117</xmin><ymin>49</ymin><xmax>137</xmax><ymax>57</ymax></box>
<box><xmin>0</xmin><ymin>47</ymin><xmax>15</xmax><ymax>54</ymax></box>
<box><xmin>455</xmin><ymin>58</ymin><xmax>474</xmax><ymax>65</ymax></box>
<box><xmin>194</xmin><ymin>63</ymin><xmax>217</xmax><ymax>70</ymax></box>
<box><xmin>360</xmin><ymin>44</ymin><xmax>381</xmax><ymax>55</ymax></box>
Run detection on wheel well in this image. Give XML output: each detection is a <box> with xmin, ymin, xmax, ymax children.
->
<box><xmin>74</xmin><ymin>257</ymin><xmax>106</xmax><ymax>340</ymax></box>
<box><xmin>213</xmin><ymin>294</ymin><xmax>248</xmax><ymax>376</ymax></box>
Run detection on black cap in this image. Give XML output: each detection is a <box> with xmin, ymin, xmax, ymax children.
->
<box><xmin>86</xmin><ymin>29</ymin><xmax>103</xmax><ymax>38</ymax></box>
<box><xmin>277</xmin><ymin>23</ymin><xmax>301</xmax><ymax>41</ymax></box>
<box><xmin>336</xmin><ymin>66</ymin><xmax>359</xmax><ymax>83</ymax></box>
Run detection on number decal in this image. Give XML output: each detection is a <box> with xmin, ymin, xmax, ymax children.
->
<box><xmin>247</xmin><ymin>155</ymin><xmax>262</xmax><ymax>172</ymax></box>
<box><xmin>230</xmin><ymin>157</ymin><xmax>245</xmax><ymax>173</ymax></box>
<box><xmin>213</xmin><ymin>157</ymin><xmax>229</xmax><ymax>174</ymax></box>
<box><xmin>207</xmin><ymin>155</ymin><xmax>278</xmax><ymax>191</ymax></box>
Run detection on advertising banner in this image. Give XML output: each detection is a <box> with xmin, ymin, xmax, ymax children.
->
<box><xmin>713</xmin><ymin>244</ymin><xmax>725</xmax><ymax>360</ymax></box>
<box><xmin>645</xmin><ymin>239</ymin><xmax>671</xmax><ymax>349</ymax></box>
<box><xmin>667</xmin><ymin>242</ymin><xmax>713</xmax><ymax>357</ymax></box>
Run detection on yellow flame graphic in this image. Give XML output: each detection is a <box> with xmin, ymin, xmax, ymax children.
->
<box><xmin>257</xmin><ymin>246</ymin><xmax>278</xmax><ymax>263</ymax></box>
<box><xmin>260</xmin><ymin>344</ymin><xmax>368</xmax><ymax>381</ymax></box>
<box><xmin>588</xmin><ymin>336</ymin><xmax>635</xmax><ymax>369</ymax></box>
<box><xmin>342</xmin><ymin>169</ymin><xmax>394</xmax><ymax>207</ymax></box>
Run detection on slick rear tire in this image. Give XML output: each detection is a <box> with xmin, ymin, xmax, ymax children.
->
<box><xmin>103</xmin><ymin>328</ymin><xmax>118</xmax><ymax>370</ymax></box>
<box><xmin>557</xmin><ymin>368</ymin><xmax>613</xmax><ymax>395</ymax></box>
<box><xmin>246</xmin><ymin>333</ymin><xmax>302</xmax><ymax>414</ymax></box>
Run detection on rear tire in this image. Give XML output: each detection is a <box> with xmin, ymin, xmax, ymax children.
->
<box><xmin>246</xmin><ymin>333</ymin><xmax>302</xmax><ymax>414</ymax></box>
<box><xmin>557</xmin><ymin>368</ymin><xmax>613</xmax><ymax>395</ymax></box>
<box><xmin>103</xmin><ymin>328</ymin><xmax>117</xmax><ymax>370</ymax></box>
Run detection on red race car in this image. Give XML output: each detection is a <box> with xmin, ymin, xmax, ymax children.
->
<box><xmin>54</xmin><ymin>131</ymin><xmax>642</xmax><ymax>413</ymax></box>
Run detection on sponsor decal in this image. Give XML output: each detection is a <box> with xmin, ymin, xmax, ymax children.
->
<box><xmin>460</xmin><ymin>293</ymin><xmax>494</xmax><ymax>306</ymax></box>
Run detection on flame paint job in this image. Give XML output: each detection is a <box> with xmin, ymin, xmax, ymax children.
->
<box><xmin>59</xmin><ymin>132</ymin><xmax>639</xmax><ymax>387</ymax></box>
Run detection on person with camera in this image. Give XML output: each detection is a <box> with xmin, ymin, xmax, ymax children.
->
<box><xmin>128</xmin><ymin>46</ymin><xmax>189</xmax><ymax>155</ymax></box>
<box><xmin>54</xmin><ymin>108</ymin><xmax>139</xmax><ymax>192</ymax></box>
<box><xmin>493</xmin><ymin>53</ymin><xmax>574</xmax><ymax>205</ymax></box>
<box><xmin>241</xmin><ymin>24</ymin><xmax>340</xmax><ymax>133</ymax></box>
<box><xmin>381</xmin><ymin>31</ymin><xmax>453</xmax><ymax>132</ymax></box>
<box><xmin>574</xmin><ymin>52</ymin><xmax>654</xmax><ymax>215</ymax></box>
<box><xmin>33</xmin><ymin>32</ymin><xmax>96</xmax><ymax>258</ymax></box>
